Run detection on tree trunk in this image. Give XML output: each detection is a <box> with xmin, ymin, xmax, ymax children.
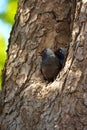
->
<box><xmin>0</xmin><ymin>0</ymin><xmax>87</xmax><ymax>130</ymax></box>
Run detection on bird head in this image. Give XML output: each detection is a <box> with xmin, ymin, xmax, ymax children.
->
<box><xmin>55</xmin><ymin>48</ymin><xmax>67</xmax><ymax>61</ymax></box>
<box><xmin>40</xmin><ymin>48</ymin><xmax>55</xmax><ymax>59</ymax></box>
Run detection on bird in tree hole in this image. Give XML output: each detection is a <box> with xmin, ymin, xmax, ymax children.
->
<box><xmin>40</xmin><ymin>48</ymin><xmax>67</xmax><ymax>82</ymax></box>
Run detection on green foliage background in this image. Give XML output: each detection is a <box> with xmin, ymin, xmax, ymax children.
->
<box><xmin>0</xmin><ymin>0</ymin><xmax>18</xmax><ymax>89</ymax></box>
<box><xmin>0</xmin><ymin>37</ymin><xmax>7</xmax><ymax>88</ymax></box>
<box><xmin>0</xmin><ymin>0</ymin><xmax>18</xmax><ymax>24</ymax></box>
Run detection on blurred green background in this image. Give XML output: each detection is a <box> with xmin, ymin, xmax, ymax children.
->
<box><xmin>0</xmin><ymin>0</ymin><xmax>18</xmax><ymax>89</ymax></box>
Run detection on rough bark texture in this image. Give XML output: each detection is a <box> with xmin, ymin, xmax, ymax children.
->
<box><xmin>0</xmin><ymin>0</ymin><xmax>87</xmax><ymax>130</ymax></box>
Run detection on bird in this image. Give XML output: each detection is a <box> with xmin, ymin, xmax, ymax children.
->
<box><xmin>55</xmin><ymin>48</ymin><xmax>67</xmax><ymax>69</ymax></box>
<box><xmin>40</xmin><ymin>48</ymin><xmax>61</xmax><ymax>82</ymax></box>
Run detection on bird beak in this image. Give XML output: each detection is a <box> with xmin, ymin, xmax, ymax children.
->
<box><xmin>38</xmin><ymin>52</ymin><xmax>42</xmax><ymax>56</ymax></box>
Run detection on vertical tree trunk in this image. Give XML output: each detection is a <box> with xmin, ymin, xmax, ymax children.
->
<box><xmin>1</xmin><ymin>0</ymin><xmax>87</xmax><ymax>130</ymax></box>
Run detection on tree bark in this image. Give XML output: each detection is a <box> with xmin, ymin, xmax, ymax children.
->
<box><xmin>1</xmin><ymin>0</ymin><xmax>87</xmax><ymax>130</ymax></box>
